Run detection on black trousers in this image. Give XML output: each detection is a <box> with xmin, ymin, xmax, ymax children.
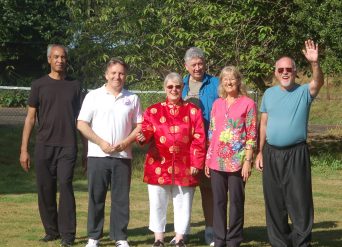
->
<box><xmin>87</xmin><ymin>157</ymin><xmax>132</xmax><ymax>241</ymax></box>
<box><xmin>211</xmin><ymin>169</ymin><xmax>245</xmax><ymax>247</ymax></box>
<box><xmin>263</xmin><ymin>142</ymin><xmax>313</xmax><ymax>247</ymax></box>
<box><xmin>34</xmin><ymin>144</ymin><xmax>77</xmax><ymax>241</ymax></box>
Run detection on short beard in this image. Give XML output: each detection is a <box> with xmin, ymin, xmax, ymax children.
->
<box><xmin>280</xmin><ymin>80</ymin><xmax>292</xmax><ymax>88</ymax></box>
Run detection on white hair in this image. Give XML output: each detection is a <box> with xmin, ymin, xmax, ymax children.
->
<box><xmin>47</xmin><ymin>44</ymin><xmax>68</xmax><ymax>58</ymax></box>
<box><xmin>163</xmin><ymin>72</ymin><xmax>183</xmax><ymax>87</ymax></box>
<box><xmin>184</xmin><ymin>47</ymin><xmax>205</xmax><ymax>63</ymax></box>
<box><xmin>275</xmin><ymin>56</ymin><xmax>297</xmax><ymax>71</ymax></box>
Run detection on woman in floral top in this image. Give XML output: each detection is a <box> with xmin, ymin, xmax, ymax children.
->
<box><xmin>205</xmin><ymin>66</ymin><xmax>257</xmax><ymax>247</ymax></box>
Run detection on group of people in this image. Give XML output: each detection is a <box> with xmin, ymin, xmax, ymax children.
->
<box><xmin>19</xmin><ymin>39</ymin><xmax>324</xmax><ymax>247</ymax></box>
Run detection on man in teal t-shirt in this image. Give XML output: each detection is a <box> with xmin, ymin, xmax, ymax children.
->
<box><xmin>256</xmin><ymin>40</ymin><xmax>324</xmax><ymax>247</ymax></box>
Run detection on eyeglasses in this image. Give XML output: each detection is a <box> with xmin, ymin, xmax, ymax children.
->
<box><xmin>277</xmin><ymin>67</ymin><xmax>293</xmax><ymax>74</ymax></box>
<box><xmin>223</xmin><ymin>78</ymin><xmax>238</xmax><ymax>84</ymax></box>
<box><xmin>166</xmin><ymin>85</ymin><xmax>182</xmax><ymax>90</ymax></box>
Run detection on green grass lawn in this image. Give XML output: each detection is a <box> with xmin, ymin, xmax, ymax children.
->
<box><xmin>309</xmin><ymin>84</ymin><xmax>342</xmax><ymax>125</ymax></box>
<box><xmin>1</xmin><ymin>80</ymin><xmax>342</xmax><ymax>246</ymax></box>
<box><xmin>0</xmin><ymin>125</ymin><xmax>341</xmax><ymax>246</ymax></box>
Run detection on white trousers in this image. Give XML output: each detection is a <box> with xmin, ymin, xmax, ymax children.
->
<box><xmin>148</xmin><ymin>184</ymin><xmax>195</xmax><ymax>234</ymax></box>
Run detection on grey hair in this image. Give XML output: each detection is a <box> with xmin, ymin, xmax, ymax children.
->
<box><xmin>106</xmin><ymin>58</ymin><xmax>129</xmax><ymax>72</ymax></box>
<box><xmin>275</xmin><ymin>56</ymin><xmax>297</xmax><ymax>71</ymax></box>
<box><xmin>163</xmin><ymin>72</ymin><xmax>183</xmax><ymax>87</ymax></box>
<box><xmin>184</xmin><ymin>47</ymin><xmax>205</xmax><ymax>63</ymax></box>
<box><xmin>47</xmin><ymin>44</ymin><xmax>68</xmax><ymax>58</ymax></box>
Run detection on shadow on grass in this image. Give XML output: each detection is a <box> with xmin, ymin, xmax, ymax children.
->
<box><xmin>67</xmin><ymin>220</ymin><xmax>342</xmax><ymax>247</ymax></box>
<box><xmin>75</xmin><ymin>222</ymin><xmax>267</xmax><ymax>246</ymax></box>
<box><xmin>0</xmin><ymin>161</ymin><xmax>89</xmax><ymax>194</ymax></box>
<box><xmin>0</xmin><ymin>125</ymin><xmax>90</xmax><ymax>194</ymax></box>
<box><xmin>0</xmin><ymin>125</ymin><xmax>146</xmax><ymax>194</ymax></box>
<box><xmin>308</xmin><ymin>134</ymin><xmax>342</xmax><ymax>170</ymax></box>
<box><xmin>308</xmin><ymin>134</ymin><xmax>342</xmax><ymax>157</ymax></box>
<box><xmin>312</xmin><ymin>221</ymin><xmax>342</xmax><ymax>247</ymax></box>
<box><xmin>122</xmin><ymin>221</ymin><xmax>339</xmax><ymax>247</ymax></box>
<box><xmin>242</xmin><ymin>221</ymin><xmax>342</xmax><ymax>246</ymax></box>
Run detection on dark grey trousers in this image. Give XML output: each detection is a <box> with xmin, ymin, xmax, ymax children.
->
<box><xmin>263</xmin><ymin>142</ymin><xmax>313</xmax><ymax>247</ymax></box>
<box><xmin>211</xmin><ymin>169</ymin><xmax>245</xmax><ymax>247</ymax></box>
<box><xmin>87</xmin><ymin>157</ymin><xmax>131</xmax><ymax>241</ymax></box>
<box><xmin>34</xmin><ymin>144</ymin><xmax>77</xmax><ymax>242</ymax></box>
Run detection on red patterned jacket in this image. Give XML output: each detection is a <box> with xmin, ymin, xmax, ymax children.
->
<box><xmin>140</xmin><ymin>99</ymin><xmax>206</xmax><ymax>186</ymax></box>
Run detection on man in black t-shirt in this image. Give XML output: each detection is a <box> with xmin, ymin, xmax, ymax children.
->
<box><xmin>19</xmin><ymin>44</ymin><xmax>84</xmax><ymax>247</ymax></box>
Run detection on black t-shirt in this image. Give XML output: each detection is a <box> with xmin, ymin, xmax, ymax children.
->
<box><xmin>28</xmin><ymin>75</ymin><xmax>82</xmax><ymax>147</ymax></box>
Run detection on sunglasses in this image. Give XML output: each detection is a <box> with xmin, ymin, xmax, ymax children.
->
<box><xmin>277</xmin><ymin>67</ymin><xmax>293</xmax><ymax>74</ymax></box>
<box><xmin>166</xmin><ymin>85</ymin><xmax>182</xmax><ymax>90</ymax></box>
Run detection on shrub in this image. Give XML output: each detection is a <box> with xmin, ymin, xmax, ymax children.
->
<box><xmin>0</xmin><ymin>90</ymin><xmax>28</xmax><ymax>107</ymax></box>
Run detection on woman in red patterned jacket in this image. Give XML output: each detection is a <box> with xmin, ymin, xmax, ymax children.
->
<box><xmin>136</xmin><ymin>72</ymin><xmax>206</xmax><ymax>247</ymax></box>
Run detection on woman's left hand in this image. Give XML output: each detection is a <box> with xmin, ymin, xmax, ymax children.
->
<box><xmin>190</xmin><ymin>166</ymin><xmax>199</xmax><ymax>176</ymax></box>
<box><xmin>241</xmin><ymin>161</ymin><xmax>252</xmax><ymax>182</ymax></box>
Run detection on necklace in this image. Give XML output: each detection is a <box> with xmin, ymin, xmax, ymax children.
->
<box><xmin>225</xmin><ymin>96</ymin><xmax>239</xmax><ymax>118</ymax></box>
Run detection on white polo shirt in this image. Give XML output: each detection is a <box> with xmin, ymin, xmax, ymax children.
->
<box><xmin>78</xmin><ymin>85</ymin><xmax>143</xmax><ymax>159</ymax></box>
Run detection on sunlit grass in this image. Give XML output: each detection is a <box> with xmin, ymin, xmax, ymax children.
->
<box><xmin>309</xmin><ymin>83</ymin><xmax>342</xmax><ymax>125</ymax></box>
<box><xmin>1</xmin><ymin>110</ymin><xmax>342</xmax><ymax>246</ymax></box>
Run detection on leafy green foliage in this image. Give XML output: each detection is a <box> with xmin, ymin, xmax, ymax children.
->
<box><xmin>0</xmin><ymin>90</ymin><xmax>28</xmax><ymax>107</ymax></box>
<box><xmin>290</xmin><ymin>0</ymin><xmax>342</xmax><ymax>77</ymax></box>
<box><xmin>59</xmin><ymin>0</ymin><xmax>342</xmax><ymax>90</ymax></box>
<box><xmin>2</xmin><ymin>0</ymin><xmax>342</xmax><ymax>89</ymax></box>
<box><xmin>0</xmin><ymin>0</ymin><xmax>71</xmax><ymax>80</ymax></box>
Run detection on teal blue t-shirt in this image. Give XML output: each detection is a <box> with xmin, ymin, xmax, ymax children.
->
<box><xmin>260</xmin><ymin>83</ymin><xmax>314</xmax><ymax>147</ymax></box>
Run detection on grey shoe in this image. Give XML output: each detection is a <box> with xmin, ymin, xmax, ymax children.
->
<box><xmin>205</xmin><ymin>226</ymin><xmax>214</xmax><ymax>245</ymax></box>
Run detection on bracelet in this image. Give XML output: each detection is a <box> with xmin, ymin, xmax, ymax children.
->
<box><xmin>245</xmin><ymin>158</ymin><xmax>252</xmax><ymax>162</ymax></box>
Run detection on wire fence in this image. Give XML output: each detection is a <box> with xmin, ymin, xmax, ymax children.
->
<box><xmin>0</xmin><ymin>86</ymin><xmax>258</xmax><ymax>125</ymax></box>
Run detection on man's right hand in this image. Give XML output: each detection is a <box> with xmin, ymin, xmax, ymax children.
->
<box><xmin>255</xmin><ymin>152</ymin><xmax>263</xmax><ymax>172</ymax></box>
<box><xmin>19</xmin><ymin>151</ymin><xmax>30</xmax><ymax>172</ymax></box>
<box><xmin>99</xmin><ymin>141</ymin><xmax>115</xmax><ymax>154</ymax></box>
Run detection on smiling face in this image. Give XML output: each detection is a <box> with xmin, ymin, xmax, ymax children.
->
<box><xmin>165</xmin><ymin>79</ymin><xmax>183</xmax><ymax>104</ymax></box>
<box><xmin>222</xmin><ymin>73</ymin><xmax>240</xmax><ymax>96</ymax></box>
<box><xmin>105</xmin><ymin>63</ymin><xmax>126</xmax><ymax>92</ymax></box>
<box><xmin>185</xmin><ymin>57</ymin><xmax>206</xmax><ymax>81</ymax></box>
<box><xmin>275</xmin><ymin>57</ymin><xmax>297</xmax><ymax>89</ymax></box>
<box><xmin>48</xmin><ymin>46</ymin><xmax>67</xmax><ymax>73</ymax></box>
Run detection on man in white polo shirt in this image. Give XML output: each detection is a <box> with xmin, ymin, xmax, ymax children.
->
<box><xmin>77</xmin><ymin>58</ymin><xmax>142</xmax><ymax>247</ymax></box>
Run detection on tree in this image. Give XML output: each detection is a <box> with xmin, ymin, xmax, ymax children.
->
<box><xmin>290</xmin><ymin>0</ymin><xmax>342</xmax><ymax>76</ymax></box>
<box><xmin>60</xmin><ymin>0</ymin><xmax>295</xmax><ymax>89</ymax></box>
<box><xmin>8</xmin><ymin>0</ymin><xmax>340</xmax><ymax>90</ymax></box>
<box><xmin>0</xmin><ymin>0</ymin><xmax>71</xmax><ymax>85</ymax></box>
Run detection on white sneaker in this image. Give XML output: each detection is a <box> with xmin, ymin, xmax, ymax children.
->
<box><xmin>204</xmin><ymin>226</ymin><xmax>214</xmax><ymax>245</ymax></box>
<box><xmin>210</xmin><ymin>241</ymin><xmax>215</xmax><ymax>246</ymax></box>
<box><xmin>85</xmin><ymin>239</ymin><xmax>99</xmax><ymax>247</ymax></box>
<box><xmin>116</xmin><ymin>240</ymin><xmax>130</xmax><ymax>247</ymax></box>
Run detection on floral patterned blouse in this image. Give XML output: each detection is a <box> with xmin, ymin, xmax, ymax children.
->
<box><xmin>206</xmin><ymin>96</ymin><xmax>257</xmax><ymax>172</ymax></box>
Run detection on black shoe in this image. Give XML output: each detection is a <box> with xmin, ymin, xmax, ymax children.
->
<box><xmin>175</xmin><ymin>239</ymin><xmax>186</xmax><ymax>247</ymax></box>
<box><xmin>40</xmin><ymin>234</ymin><xmax>60</xmax><ymax>242</ymax></box>
<box><xmin>152</xmin><ymin>240</ymin><xmax>165</xmax><ymax>247</ymax></box>
<box><xmin>60</xmin><ymin>238</ymin><xmax>74</xmax><ymax>246</ymax></box>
